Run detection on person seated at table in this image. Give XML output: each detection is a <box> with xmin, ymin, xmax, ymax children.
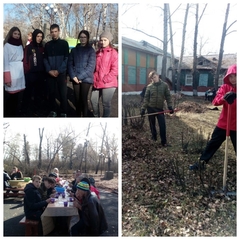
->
<box><xmin>24</xmin><ymin>175</ymin><xmax>51</xmax><ymax>235</ymax></box>
<box><xmin>4</xmin><ymin>170</ymin><xmax>11</xmax><ymax>190</ymax></box>
<box><xmin>48</xmin><ymin>172</ymin><xmax>62</xmax><ymax>187</ymax></box>
<box><xmin>88</xmin><ymin>177</ymin><xmax>100</xmax><ymax>199</ymax></box>
<box><xmin>70</xmin><ymin>180</ymin><xmax>108</xmax><ymax>236</ymax></box>
<box><xmin>38</xmin><ymin>176</ymin><xmax>56</xmax><ymax>200</ymax></box>
<box><xmin>52</xmin><ymin>167</ymin><xmax>59</xmax><ymax>177</ymax></box>
<box><xmin>68</xmin><ymin>170</ymin><xmax>81</xmax><ymax>188</ymax></box>
<box><xmin>10</xmin><ymin>166</ymin><xmax>23</xmax><ymax>180</ymax></box>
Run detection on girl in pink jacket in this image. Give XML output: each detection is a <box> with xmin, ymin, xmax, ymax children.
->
<box><xmin>91</xmin><ymin>31</ymin><xmax>118</xmax><ymax>117</ymax></box>
<box><xmin>189</xmin><ymin>64</ymin><xmax>236</xmax><ymax>170</ymax></box>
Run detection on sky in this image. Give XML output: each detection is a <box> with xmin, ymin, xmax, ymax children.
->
<box><xmin>3</xmin><ymin>118</ymin><xmax>120</xmax><ymax>154</ymax></box>
<box><xmin>120</xmin><ymin>2</ymin><xmax>238</xmax><ymax>56</ymax></box>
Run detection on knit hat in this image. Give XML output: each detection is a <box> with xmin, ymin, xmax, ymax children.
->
<box><xmin>100</xmin><ymin>31</ymin><xmax>113</xmax><ymax>42</ymax></box>
<box><xmin>77</xmin><ymin>181</ymin><xmax>90</xmax><ymax>191</ymax></box>
<box><xmin>49</xmin><ymin>172</ymin><xmax>57</xmax><ymax>178</ymax></box>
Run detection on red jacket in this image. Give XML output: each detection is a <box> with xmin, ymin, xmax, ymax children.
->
<box><xmin>212</xmin><ymin>64</ymin><xmax>236</xmax><ymax>131</ymax></box>
<box><xmin>93</xmin><ymin>46</ymin><xmax>118</xmax><ymax>89</ymax></box>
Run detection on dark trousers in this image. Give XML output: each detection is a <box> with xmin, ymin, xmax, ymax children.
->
<box><xmin>147</xmin><ymin>107</ymin><xmax>167</xmax><ymax>145</ymax></box>
<box><xmin>22</xmin><ymin>71</ymin><xmax>45</xmax><ymax>114</ymax></box>
<box><xmin>47</xmin><ymin>73</ymin><xmax>67</xmax><ymax>114</ymax></box>
<box><xmin>4</xmin><ymin>89</ymin><xmax>24</xmax><ymax>117</ymax></box>
<box><xmin>72</xmin><ymin>82</ymin><xmax>91</xmax><ymax>117</ymax></box>
<box><xmin>70</xmin><ymin>211</ymin><xmax>87</xmax><ymax>236</ymax></box>
<box><xmin>200</xmin><ymin>126</ymin><xmax>236</xmax><ymax>163</ymax></box>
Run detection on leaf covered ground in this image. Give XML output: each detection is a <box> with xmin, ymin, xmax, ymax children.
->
<box><xmin>122</xmin><ymin>95</ymin><xmax>236</xmax><ymax>237</ymax></box>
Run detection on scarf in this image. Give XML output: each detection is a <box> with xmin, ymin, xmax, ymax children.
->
<box><xmin>8</xmin><ymin>36</ymin><xmax>22</xmax><ymax>46</ymax></box>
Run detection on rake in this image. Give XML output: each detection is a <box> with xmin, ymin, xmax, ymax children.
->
<box><xmin>211</xmin><ymin>104</ymin><xmax>236</xmax><ymax>197</ymax></box>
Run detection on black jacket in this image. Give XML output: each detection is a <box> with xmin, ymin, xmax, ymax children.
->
<box><xmin>24</xmin><ymin>183</ymin><xmax>48</xmax><ymax>220</ymax></box>
<box><xmin>43</xmin><ymin>38</ymin><xmax>69</xmax><ymax>74</ymax></box>
<box><xmin>4</xmin><ymin>171</ymin><xmax>11</xmax><ymax>189</ymax></box>
<box><xmin>80</xmin><ymin>192</ymin><xmax>108</xmax><ymax>236</ymax></box>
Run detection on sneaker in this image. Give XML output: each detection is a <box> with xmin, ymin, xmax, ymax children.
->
<box><xmin>60</xmin><ymin>113</ymin><xmax>67</xmax><ymax>117</ymax></box>
<box><xmin>189</xmin><ymin>160</ymin><xmax>206</xmax><ymax>171</ymax></box>
<box><xmin>48</xmin><ymin>111</ymin><xmax>57</xmax><ymax>117</ymax></box>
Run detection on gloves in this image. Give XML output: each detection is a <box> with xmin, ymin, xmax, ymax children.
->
<box><xmin>140</xmin><ymin>109</ymin><xmax>145</xmax><ymax>117</ymax></box>
<box><xmin>168</xmin><ymin>106</ymin><xmax>174</xmax><ymax>114</ymax></box>
<box><xmin>224</xmin><ymin>91</ymin><xmax>236</xmax><ymax>104</ymax></box>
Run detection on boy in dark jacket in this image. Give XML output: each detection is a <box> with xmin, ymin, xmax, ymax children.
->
<box><xmin>43</xmin><ymin>24</ymin><xmax>69</xmax><ymax>117</ymax></box>
<box><xmin>141</xmin><ymin>70</ymin><xmax>173</xmax><ymax>146</ymax></box>
<box><xmin>38</xmin><ymin>176</ymin><xmax>56</xmax><ymax>200</ymax></box>
<box><xmin>24</xmin><ymin>175</ymin><xmax>51</xmax><ymax>221</ymax></box>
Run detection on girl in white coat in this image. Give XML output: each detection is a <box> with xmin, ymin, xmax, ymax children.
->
<box><xmin>4</xmin><ymin>26</ymin><xmax>25</xmax><ymax>117</ymax></box>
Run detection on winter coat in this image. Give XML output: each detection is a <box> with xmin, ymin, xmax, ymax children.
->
<box><xmin>24</xmin><ymin>183</ymin><xmax>48</xmax><ymax>220</ymax></box>
<box><xmin>67</xmin><ymin>44</ymin><xmax>96</xmax><ymax>84</ymax></box>
<box><xmin>10</xmin><ymin>170</ymin><xmax>23</xmax><ymax>180</ymax></box>
<box><xmin>43</xmin><ymin>38</ymin><xmax>69</xmax><ymax>74</ymax></box>
<box><xmin>4</xmin><ymin>43</ymin><xmax>25</xmax><ymax>93</ymax></box>
<box><xmin>141</xmin><ymin>80</ymin><xmax>172</xmax><ymax>110</ymax></box>
<box><xmin>93</xmin><ymin>46</ymin><xmax>118</xmax><ymax>89</ymax></box>
<box><xmin>212</xmin><ymin>64</ymin><xmax>236</xmax><ymax>131</ymax></box>
<box><xmin>23</xmin><ymin>29</ymin><xmax>45</xmax><ymax>74</ymax></box>
<box><xmin>80</xmin><ymin>192</ymin><xmax>108</xmax><ymax>236</ymax></box>
<box><xmin>4</xmin><ymin>172</ymin><xmax>11</xmax><ymax>189</ymax></box>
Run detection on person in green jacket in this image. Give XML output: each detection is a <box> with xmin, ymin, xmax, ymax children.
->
<box><xmin>141</xmin><ymin>70</ymin><xmax>174</xmax><ymax>146</ymax></box>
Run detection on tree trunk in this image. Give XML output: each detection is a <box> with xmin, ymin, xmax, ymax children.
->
<box><xmin>38</xmin><ymin>128</ymin><xmax>44</xmax><ymax>169</ymax></box>
<box><xmin>161</xmin><ymin>4</ymin><xmax>168</xmax><ymax>81</ymax></box>
<box><xmin>192</xmin><ymin>4</ymin><xmax>199</xmax><ymax>96</ymax></box>
<box><xmin>95</xmin><ymin>123</ymin><xmax>107</xmax><ymax>174</ymax></box>
<box><xmin>176</xmin><ymin>4</ymin><xmax>189</xmax><ymax>93</ymax></box>
<box><xmin>214</xmin><ymin>4</ymin><xmax>230</xmax><ymax>89</ymax></box>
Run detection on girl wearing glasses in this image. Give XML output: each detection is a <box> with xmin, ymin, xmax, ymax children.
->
<box><xmin>67</xmin><ymin>30</ymin><xmax>96</xmax><ymax>117</ymax></box>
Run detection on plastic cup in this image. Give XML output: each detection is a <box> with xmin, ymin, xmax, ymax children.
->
<box><xmin>69</xmin><ymin>197</ymin><xmax>73</xmax><ymax>202</ymax></box>
<box><xmin>50</xmin><ymin>198</ymin><xmax>55</xmax><ymax>203</ymax></box>
<box><xmin>62</xmin><ymin>193</ymin><xmax>65</xmax><ymax>198</ymax></box>
<box><xmin>64</xmin><ymin>201</ymin><xmax>68</xmax><ymax>207</ymax></box>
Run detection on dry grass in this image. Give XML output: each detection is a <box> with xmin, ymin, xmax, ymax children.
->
<box><xmin>122</xmin><ymin>94</ymin><xmax>236</xmax><ymax>236</ymax></box>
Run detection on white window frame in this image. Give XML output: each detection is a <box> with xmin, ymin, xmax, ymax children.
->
<box><xmin>185</xmin><ymin>74</ymin><xmax>193</xmax><ymax>86</ymax></box>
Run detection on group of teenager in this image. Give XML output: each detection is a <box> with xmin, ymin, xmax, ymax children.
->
<box><xmin>140</xmin><ymin>64</ymin><xmax>236</xmax><ymax>170</ymax></box>
<box><xmin>23</xmin><ymin>169</ymin><xmax>107</xmax><ymax>236</ymax></box>
<box><xmin>3</xmin><ymin>24</ymin><xmax>118</xmax><ymax>117</ymax></box>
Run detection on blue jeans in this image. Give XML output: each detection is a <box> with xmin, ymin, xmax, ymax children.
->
<box><xmin>91</xmin><ymin>87</ymin><xmax>116</xmax><ymax>117</ymax></box>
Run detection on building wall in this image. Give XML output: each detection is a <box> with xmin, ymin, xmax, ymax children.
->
<box><xmin>122</xmin><ymin>46</ymin><xmax>157</xmax><ymax>92</ymax></box>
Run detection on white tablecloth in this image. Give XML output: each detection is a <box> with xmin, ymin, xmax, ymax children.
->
<box><xmin>41</xmin><ymin>199</ymin><xmax>79</xmax><ymax>235</ymax></box>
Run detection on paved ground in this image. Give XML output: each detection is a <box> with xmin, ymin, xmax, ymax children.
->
<box><xmin>3</xmin><ymin>189</ymin><xmax>118</xmax><ymax>236</ymax></box>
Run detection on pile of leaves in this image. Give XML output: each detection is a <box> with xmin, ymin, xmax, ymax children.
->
<box><xmin>177</xmin><ymin>101</ymin><xmax>207</xmax><ymax>113</ymax></box>
<box><xmin>122</xmin><ymin>97</ymin><xmax>236</xmax><ymax>237</ymax></box>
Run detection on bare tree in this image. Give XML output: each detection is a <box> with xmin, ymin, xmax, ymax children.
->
<box><xmin>23</xmin><ymin>134</ymin><xmax>31</xmax><ymax>167</ymax></box>
<box><xmin>176</xmin><ymin>4</ymin><xmax>190</xmax><ymax>93</ymax></box>
<box><xmin>192</xmin><ymin>4</ymin><xmax>207</xmax><ymax>96</ymax></box>
<box><xmin>214</xmin><ymin>4</ymin><xmax>236</xmax><ymax>89</ymax></box>
<box><xmin>38</xmin><ymin>128</ymin><xmax>44</xmax><ymax>169</ymax></box>
<box><xmin>95</xmin><ymin>123</ymin><xmax>107</xmax><ymax>174</ymax></box>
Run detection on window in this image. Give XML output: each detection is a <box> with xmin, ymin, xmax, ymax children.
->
<box><xmin>139</xmin><ymin>68</ymin><xmax>146</xmax><ymax>84</ymax></box>
<box><xmin>128</xmin><ymin>66</ymin><xmax>136</xmax><ymax>84</ymax></box>
<box><xmin>185</xmin><ymin>74</ymin><xmax>193</xmax><ymax>86</ymax></box>
<box><xmin>199</xmin><ymin>74</ymin><xmax>208</xmax><ymax>86</ymax></box>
